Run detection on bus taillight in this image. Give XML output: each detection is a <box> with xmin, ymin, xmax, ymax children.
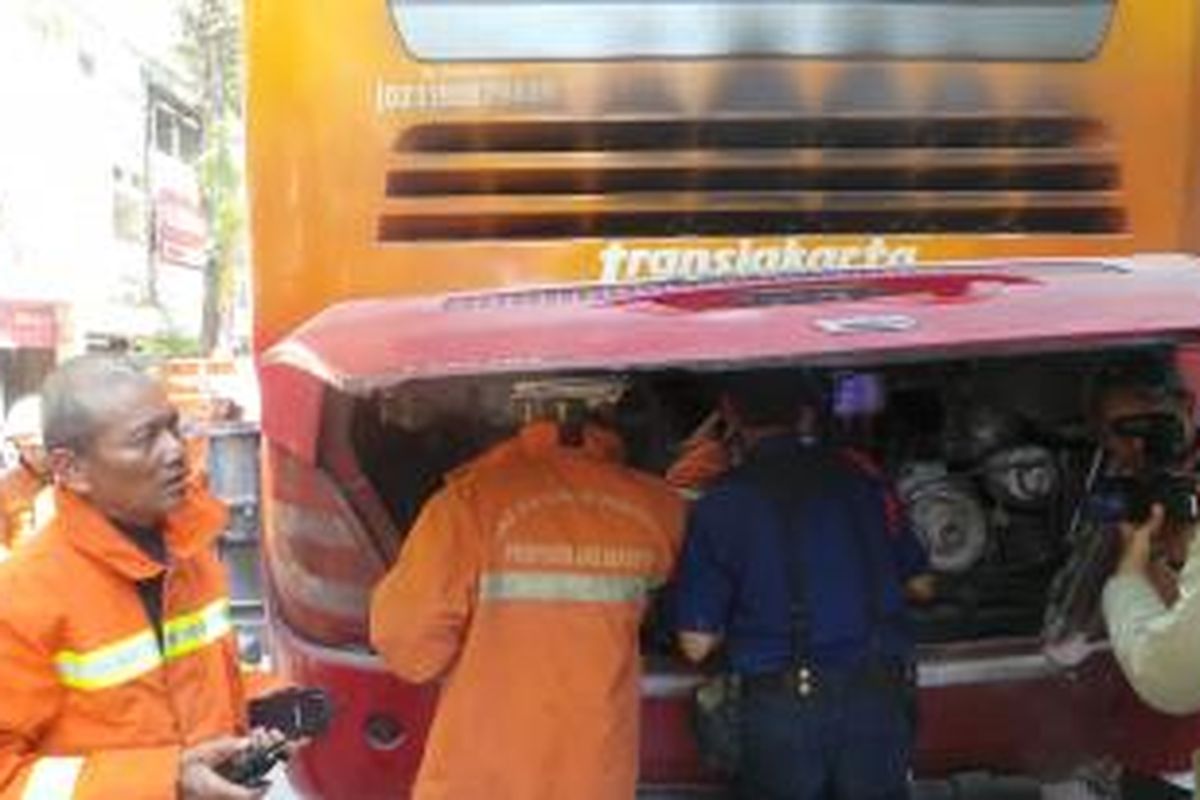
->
<box><xmin>261</xmin><ymin>444</ymin><xmax>386</xmax><ymax>647</ymax></box>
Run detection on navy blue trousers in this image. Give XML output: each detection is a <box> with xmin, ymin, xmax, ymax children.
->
<box><xmin>736</xmin><ymin>669</ymin><xmax>914</xmax><ymax>800</ymax></box>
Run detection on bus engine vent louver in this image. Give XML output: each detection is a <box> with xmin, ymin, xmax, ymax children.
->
<box><xmin>378</xmin><ymin>116</ymin><xmax>1125</xmax><ymax>242</ymax></box>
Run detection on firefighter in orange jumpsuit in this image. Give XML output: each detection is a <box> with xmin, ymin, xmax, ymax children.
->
<box><xmin>0</xmin><ymin>355</ymin><xmax>291</xmax><ymax>800</ymax></box>
<box><xmin>371</xmin><ymin>378</ymin><xmax>684</xmax><ymax>800</ymax></box>
<box><xmin>0</xmin><ymin>395</ymin><xmax>54</xmax><ymax>559</ymax></box>
<box><xmin>665</xmin><ymin>410</ymin><xmax>735</xmax><ymax>496</ymax></box>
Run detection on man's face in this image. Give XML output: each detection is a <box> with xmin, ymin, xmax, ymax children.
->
<box><xmin>63</xmin><ymin>381</ymin><xmax>189</xmax><ymax>528</ymax></box>
<box><xmin>8</xmin><ymin>436</ymin><xmax>47</xmax><ymax>478</ymax></box>
<box><xmin>1099</xmin><ymin>388</ymin><xmax>1188</xmax><ymax>475</ymax></box>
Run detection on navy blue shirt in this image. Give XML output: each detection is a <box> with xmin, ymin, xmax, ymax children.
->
<box><xmin>674</xmin><ymin>436</ymin><xmax>928</xmax><ymax>675</ymax></box>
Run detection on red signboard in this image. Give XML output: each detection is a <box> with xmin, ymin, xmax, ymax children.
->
<box><xmin>152</xmin><ymin>154</ymin><xmax>208</xmax><ymax>269</ymax></box>
<box><xmin>0</xmin><ymin>301</ymin><xmax>58</xmax><ymax>350</ymax></box>
<box><xmin>156</xmin><ymin>187</ymin><xmax>208</xmax><ymax>268</ymax></box>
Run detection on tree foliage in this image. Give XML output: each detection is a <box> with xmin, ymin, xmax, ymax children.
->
<box><xmin>177</xmin><ymin>0</ymin><xmax>243</xmax><ymax>352</ymax></box>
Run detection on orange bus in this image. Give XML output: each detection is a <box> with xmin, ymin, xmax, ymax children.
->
<box><xmin>248</xmin><ymin>2</ymin><xmax>1200</xmax><ymax>798</ymax></box>
<box><xmin>249</xmin><ymin>0</ymin><xmax>1200</xmax><ymax>351</ymax></box>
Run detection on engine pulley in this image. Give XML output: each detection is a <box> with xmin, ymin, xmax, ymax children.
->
<box><xmin>899</xmin><ymin>463</ymin><xmax>989</xmax><ymax>573</ymax></box>
<box><xmin>983</xmin><ymin>445</ymin><xmax>1059</xmax><ymax>510</ymax></box>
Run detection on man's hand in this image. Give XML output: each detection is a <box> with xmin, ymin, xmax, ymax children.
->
<box><xmin>1159</xmin><ymin>518</ymin><xmax>1195</xmax><ymax>570</ymax></box>
<box><xmin>1146</xmin><ymin>558</ymin><xmax>1181</xmax><ymax>606</ymax></box>
<box><xmin>252</xmin><ymin>725</ymin><xmax>308</xmax><ymax>763</ymax></box>
<box><xmin>1117</xmin><ymin>504</ymin><xmax>1166</xmax><ymax>577</ymax></box>
<box><xmin>178</xmin><ymin>736</ymin><xmax>269</xmax><ymax>800</ymax></box>
<box><xmin>678</xmin><ymin>630</ymin><xmax>721</xmax><ymax>664</ymax></box>
<box><xmin>904</xmin><ymin>573</ymin><xmax>936</xmax><ymax>604</ymax></box>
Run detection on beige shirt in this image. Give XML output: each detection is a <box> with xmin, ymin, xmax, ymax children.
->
<box><xmin>1103</xmin><ymin>525</ymin><xmax>1200</xmax><ymax>714</ymax></box>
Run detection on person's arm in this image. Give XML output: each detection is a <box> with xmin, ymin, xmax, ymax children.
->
<box><xmin>892</xmin><ymin>527</ymin><xmax>935</xmax><ymax>604</ymax></box>
<box><xmin>875</xmin><ymin>478</ymin><xmax>935</xmax><ymax>604</ymax></box>
<box><xmin>674</xmin><ymin>497</ymin><xmax>734</xmax><ymax>665</ymax></box>
<box><xmin>1103</xmin><ymin>506</ymin><xmax>1200</xmax><ymax>714</ymax></box>
<box><xmin>667</xmin><ymin>429</ymin><xmax>729</xmax><ymax>496</ymax></box>
<box><xmin>370</xmin><ymin>483</ymin><xmax>479</xmax><ymax>683</ymax></box>
<box><xmin>0</xmin><ymin>604</ymin><xmax>264</xmax><ymax>800</ymax></box>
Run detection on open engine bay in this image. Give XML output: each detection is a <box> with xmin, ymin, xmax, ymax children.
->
<box><xmin>349</xmin><ymin>344</ymin><xmax>1190</xmax><ymax>654</ymax></box>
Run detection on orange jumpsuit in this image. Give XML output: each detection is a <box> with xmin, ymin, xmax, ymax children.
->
<box><xmin>371</xmin><ymin>421</ymin><xmax>684</xmax><ymax>800</ymax></box>
<box><xmin>664</xmin><ymin>436</ymin><xmax>731</xmax><ymax>495</ymax></box>
<box><xmin>0</xmin><ymin>485</ymin><xmax>252</xmax><ymax>799</ymax></box>
<box><xmin>0</xmin><ymin>463</ymin><xmax>52</xmax><ymax>558</ymax></box>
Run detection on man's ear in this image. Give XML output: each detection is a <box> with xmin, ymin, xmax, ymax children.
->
<box><xmin>47</xmin><ymin>447</ymin><xmax>89</xmax><ymax>495</ymax></box>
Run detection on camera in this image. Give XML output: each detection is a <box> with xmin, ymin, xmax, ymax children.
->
<box><xmin>247</xmin><ymin>686</ymin><xmax>333</xmax><ymax>739</ymax></box>
<box><xmin>1094</xmin><ymin>411</ymin><xmax>1198</xmax><ymax>525</ymax></box>
<box><xmin>216</xmin><ymin>687</ymin><xmax>334</xmax><ymax>788</ymax></box>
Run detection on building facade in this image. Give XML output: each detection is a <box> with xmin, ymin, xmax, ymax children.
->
<box><xmin>0</xmin><ymin>0</ymin><xmax>208</xmax><ymax>410</ymax></box>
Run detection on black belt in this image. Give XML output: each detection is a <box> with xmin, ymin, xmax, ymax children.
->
<box><xmin>743</xmin><ymin>661</ymin><xmax>912</xmax><ymax>698</ymax></box>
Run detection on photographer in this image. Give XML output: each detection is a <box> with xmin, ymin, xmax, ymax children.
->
<box><xmin>1099</xmin><ymin>363</ymin><xmax>1199</xmax><ymax>711</ymax></box>
<box><xmin>1106</xmin><ymin>503</ymin><xmax>1200</xmax><ymax>712</ymax></box>
<box><xmin>1093</xmin><ymin>360</ymin><xmax>1200</xmax><ymax>798</ymax></box>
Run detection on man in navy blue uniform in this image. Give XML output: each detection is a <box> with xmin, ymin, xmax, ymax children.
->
<box><xmin>675</xmin><ymin>370</ymin><xmax>932</xmax><ymax>800</ymax></box>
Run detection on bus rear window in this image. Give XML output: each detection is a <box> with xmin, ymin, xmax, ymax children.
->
<box><xmin>388</xmin><ymin>0</ymin><xmax>1116</xmax><ymax>62</ymax></box>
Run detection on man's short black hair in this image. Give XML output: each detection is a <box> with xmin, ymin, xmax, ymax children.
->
<box><xmin>41</xmin><ymin>355</ymin><xmax>155</xmax><ymax>453</ymax></box>
<box><xmin>1088</xmin><ymin>352</ymin><xmax>1185</xmax><ymax>424</ymax></box>
<box><xmin>722</xmin><ymin>369</ymin><xmax>825</xmax><ymax>428</ymax></box>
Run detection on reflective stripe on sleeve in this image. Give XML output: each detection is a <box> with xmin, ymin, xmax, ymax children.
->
<box><xmin>54</xmin><ymin>598</ymin><xmax>233</xmax><ymax>691</ymax></box>
<box><xmin>480</xmin><ymin>571</ymin><xmax>653</xmax><ymax>603</ymax></box>
<box><xmin>21</xmin><ymin>756</ymin><xmax>84</xmax><ymax>800</ymax></box>
<box><xmin>54</xmin><ymin>631</ymin><xmax>163</xmax><ymax>691</ymax></box>
<box><xmin>163</xmin><ymin>598</ymin><xmax>233</xmax><ymax>660</ymax></box>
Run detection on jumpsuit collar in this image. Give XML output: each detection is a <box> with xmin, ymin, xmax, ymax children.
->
<box><xmin>55</xmin><ymin>483</ymin><xmax>228</xmax><ymax>581</ymax></box>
